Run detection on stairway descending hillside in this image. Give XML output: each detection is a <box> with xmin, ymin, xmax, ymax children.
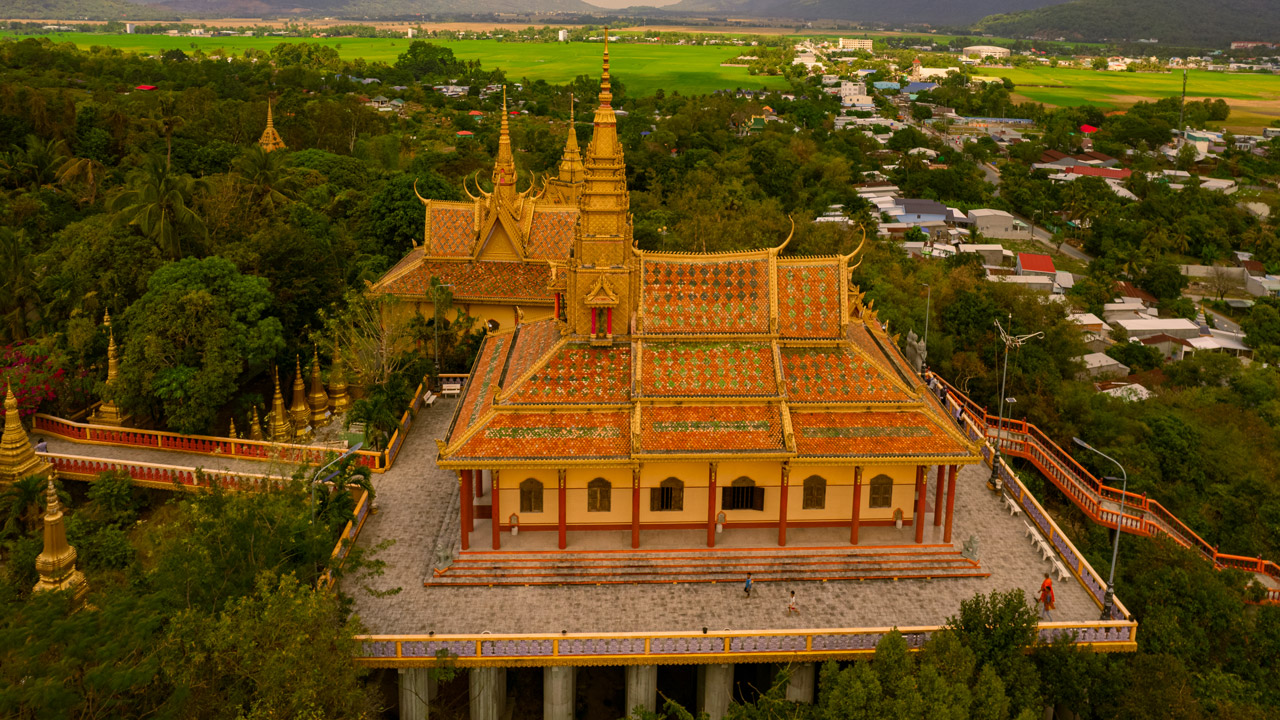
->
<box><xmin>930</xmin><ymin>374</ymin><xmax>1280</xmax><ymax>603</ymax></box>
<box><xmin>431</xmin><ymin>545</ymin><xmax>986</xmax><ymax>587</ymax></box>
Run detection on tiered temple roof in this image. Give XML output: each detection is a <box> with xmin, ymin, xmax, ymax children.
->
<box><xmin>371</xmin><ymin>91</ymin><xmax>584</xmax><ymax>309</ymax></box>
<box><xmin>437</xmin><ymin>42</ymin><xmax>979</xmax><ymax>470</ymax></box>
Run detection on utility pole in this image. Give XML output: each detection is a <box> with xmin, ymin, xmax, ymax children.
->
<box><xmin>1177</xmin><ymin>67</ymin><xmax>1188</xmax><ymax>145</ymax></box>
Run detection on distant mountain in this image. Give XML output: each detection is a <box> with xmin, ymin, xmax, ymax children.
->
<box><xmin>1</xmin><ymin>0</ymin><xmax>173</xmax><ymax>19</ymax></box>
<box><xmin>973</xmin><ymin>0</ymin><xmax>1280</xmax><ymax>47</ymax></box>
<box><xmin>2</xmin><ymin>0</ymin><xmax>598</xmax><ymax>19</ymax></box>
<box><xmin>659</xmin><ymin>0</ymin><xmax>1066</xmax><ymax>26</ymax></box>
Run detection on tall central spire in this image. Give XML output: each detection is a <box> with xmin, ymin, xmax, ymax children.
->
<box><xmin>492</xmin><ymin>85</ymin><xmax>517</xmax><ymax>204</ymax></box>
<box><xmin>579</xmin><ymin>30</ymin><xmax>629</xmax><ymax>243</ymax></box>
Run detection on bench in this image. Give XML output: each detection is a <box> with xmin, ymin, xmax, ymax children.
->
<box><xmin>423</xmin><ymin>392</ymin><xmax>437</xmax><ymax>408</ymax></box>
<box><xmin>441</xmin><ymin>382</ymin><xmax>463</xmax><ymax>397</ymax></box>
<box><xmin>1003</xmin><ymin>494</ymin><xmax>1023</xmax><ymax>517</ymax></box>
<box><xmin>1051</xmin><ymin>558</ymin><xmax>1070</xmax><ymax>581</ymax></box>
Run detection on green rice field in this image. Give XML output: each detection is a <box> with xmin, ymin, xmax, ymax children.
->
<box><xmin>995</xmin><ymin>66</ymin><xmax>1280</xmax><ymax>131</ymax></box>
<box><xmin>4</xmin><ymin>32</ymin><xmax>791</xmax><ymax>96</ymax></box>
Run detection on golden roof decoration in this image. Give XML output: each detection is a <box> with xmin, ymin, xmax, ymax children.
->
<box><xmin>33</xmin><ymin>478</ymin><xmax>90</xmax><ymax>608</ymax></box>
<box><xmin>258</xmin><ymin>97</ymin><xmax>286</xmax><ymax>153</ymax></box>
<box><xmin>0</xmin><ymin>384</ymin><xmax>52</xmax><ymax>483</ymax></box>
<box><xmin>268</xmin><ymin>367</ymin><xmax>293</xmax><ymax>443</ymax></box>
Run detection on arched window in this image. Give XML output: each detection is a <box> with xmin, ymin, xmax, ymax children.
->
<box><xmin>724</xmin><ymin>476</ymin><xmax>764</xmax><ymax>511</ymax></box>
<box><xmin>802</xmin><ymin>475</ymin><xmax>827</xmax><ymax>510</ymax></box>
<box><xmin>519</xmin><ymin>478</ymin><xmax>543</xmax><ymax>513</ymax></box>
<box><xmin>651</xmin><ymin>477</ymin><xmax>684</xmax><ymax>512</ymax></box>
<box><xmin>868</xmin><ymin>474</ymin><xmax>894</xmax><ymax>509</ymax></box>
<box><xmin>587</xmin><ymin>478</ymin><xmax>611</xmax><ymax>513</ymax></box>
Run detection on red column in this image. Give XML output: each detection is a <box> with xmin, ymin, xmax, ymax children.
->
<box><xmin>914</xmin><ymin>465</ymin><xmax>927</xmax><ymax>544</ymax></box>
<box><xmin>591</xmin><ymin>310</ymin><xmax>597</xmax><ymax>335</ymax></box>
<box><xmin>554</xmin><ymin>293</ymin><xmax>560</xmax><ymax>320</ymax></box>
<box><xmin>607</xmin><ymin>308</ymin><xmax>613</xmax><ymax>335</ymax></box>
<box><xmin>631</xmin><ymin>468</ymin><xmax>641</xmax><ymax>549</ymax></box>
<box><xmin>460</xmin><ymin>472</ymin><xmax>472</xmax><ymax>551</ymax></box>
<box><xmin>557</xmin><ymin>469</ymin><xmax>567</xmax><ymax>550</ymax></box>
<box><xmin>934</xmin><ymin>465</ymin><xmax>946</xmax><ymax>527</ymax></box>
<box><xmin>491</xmin><ymin>470</ymin><xmax>502</xmax><ymax>550</ymax></box>
<box><xmin>707</xmin><ymin>463</ymin><xmax>718</xmax><ymax>548</ymax></box>
<box><xmin>850</xmin><ymin>467</ymin><xmax>863</xmax><ymax>546</ymax></box>
<box><xmin>778</xmin><ymin>465</ymin><xmax>790</xmax><ymax>547</ymax></box>
<box><xmin>475</xmin><ymin>470</ymin><xmax>484</xmax><ymax>498</ymax></box>
<box><xmin>463</xmin><ymin>469</ymin><xmax>475</xmax><ymax>530</ymax></box>
<box><xmin>944</xmin><ymin>465</ymin><xmax>958</xmax><ymax>543</ymax></box>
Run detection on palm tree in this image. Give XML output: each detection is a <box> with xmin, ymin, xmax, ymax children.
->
<box><xmin>0</xmin><ymin>475</ymin><xmax>64</xmax><ymax>538</ymax></box>
<box><xmin>109</xmin><ymin>156</ymin><xmax>209</xmax><ymax>259</ymax></box>
<box><xmin>0</xmin><ymin>227</ymin><xmax>43</xmax><ymax>339</ymax></box>
<box><xmin>234</xmin><ymin>146</ymin><xmax>301</xmax><ymax>214</ymax></box>
<box><xmin>8</xmin><ymin>135</ymin><xmax>67</xmax><ymax>191</ymax></box>
<box><xmin>56</xmin><ymin>155</ymin><xmax>107</xmax><ymax>206</ymax></box>
<box><xmin>151</xmin><ymin>96</ymin><xmax>185</xmax><ymax>170</ymax></box>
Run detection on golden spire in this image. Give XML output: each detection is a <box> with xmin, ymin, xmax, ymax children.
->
<box><xmin>268</xmin><ymin>368</ymin><xmax>294</xmax><ymax>443</ymax></box>
<box><xmin>249</xmin><ymin>405</ymin><xmax>264</xmax><ymax>442</ymax></box>
<box><xmin>33</xmin><ymin>478</ymin><xmax>89</xmax><ymax>608</ymax></box>
<box><xmin>289</xmin><ymin>355</ymin><xmax>310</xmax><ymax>437</ymax></box>
<box><xmin>258</xmin><ymin>96</ymin><xmax>286</xmax><ymax>153</ymax></box>
<box><xmin>91</xmin><ymin>310</ymin><xmax>127</xmax><ymax>426</ymax></box>
<box><xmin>308</xmin><ymin>350</ymin><xmax>331</xmax><ymax>428</ymax></box>
<box><xmin>599</xmin><ymin>33</ymin><xmax>612</xmax><ymax>110</ymax></box>
<box><xmin>578</xmin><ymin>31</ymin><xmax>630</xmax><ymax>246</ymax></box>
<box><xmin>0</xmin><ymin>384</ymin><xmax>52</xmax><ymax>483</ymax></box>
<box><xmin>492</xmin><ymin>85</ymin><xmax>516</xmax><ymax>204</ymax></box>
<box><xmin>328</xmin><ymin>339</ymin><xmax>351</xmax><ymax>415</ymax></box>
<box><xmin>228</xmin><ymin>416</ymin><xmax>239</xmax><ymax>439</ymax></box>
<box><xmin>557</xmin><ymin>92</ymin><xmax>585</xmax><ymax>185</ymax></box>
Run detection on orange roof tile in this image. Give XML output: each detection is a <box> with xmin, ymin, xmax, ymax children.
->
<box><xmin>428</xmin><ymin>206</ymin><xmax>476</xmax><ymax>256</ymax></box>
<box><xmin>642</xmin><ymin>257</ymin><xmax>770</xmax><ymax>334</ymax></box>
<box><xmin>790</xmin><ymin>411</ymin><xmax>968</xmax><ymax>458</ymax></box>
<box><xmin>507</xmin><ymin>343</ymin><xmax>631</xmax><ymax>405</ymax></box>
<box><xmin>452</xmin><ymin>411</ymin><xmax>631</xmax><ymax>461</ymax></box>
<box><xmin>639</xmin><ymin>405</ymin><xmax>785</xmax><ymax>454</ymax></box>
<box><xmin>503</xmin><ymin>318</ymin><xmax>562</xmax><ymax>386</ymax></box>
<box><xmin>379</xmin><ymin>260</ymin><xmax>554</xmax><ymax>303</ymax></box>
<box><xmin>451</xmin><ymin>332</ymin><xmax>514</xmax><ymax>443</ymax></box>
<box><xmin>641</xmin><ymin>341</ymin><xmax>777</xmax><ymax>397</ymax></box>
<box><xmin>525</xmin><ymin>209</ymin><xmax>576</xmax><ymax>260</ymax></box>
<box><xmin>777</xmin><ymin>261</ymin><xmax>842</xmax><ymax>338</ymax></box>
<box><xmin>781</xmin><ymin>346</ymin><xmax>912</xmax><ymax>403</ymax></box>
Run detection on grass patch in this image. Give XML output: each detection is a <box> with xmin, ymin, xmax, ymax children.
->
<box><xmin>3</xmin><ymin>32</ymin><xmax>791</xmax><ymax>96</ymax></box>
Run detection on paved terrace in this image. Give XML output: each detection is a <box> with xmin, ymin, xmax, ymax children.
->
<box><xmin>343</xmin><ymin>399</ymin><xmax>1102</xmax><ymax>635</ymax></box>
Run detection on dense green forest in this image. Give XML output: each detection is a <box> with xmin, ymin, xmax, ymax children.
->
<box><xmin>1</xmin><ymin>33</ymin><xmax>1280</xmax><ymax>718</ymax></box>
<box><xmin>974</xmin><ymin>0</ymin><xmax>1280</xmax><ymax>47</ymax></box>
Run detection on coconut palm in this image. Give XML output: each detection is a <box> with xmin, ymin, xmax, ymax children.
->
<box><xmin>109</xmin><ymin>155</ymin><xmax>209</xmax><ymax>259</ymax></box>
<box><xmin>0</xmin><ymin>227</ymin><xmax>43</xmax><ymax>340</ymax></box>
<box><xmin>234</xmin><ymin>145</ymin><xmax>301</xmax><ymax>214</ymax></box>
<box><xmin>0</xmin><ymin>475</ymin><xmax>67</xmax><ymax>538</ymax></box>
<box><xmin>151</xmin><ymin>96</ymin><xmax>185</xmax><ymax>170</ymax></box>
<box><xmin>7</xmin><ymin>135</ymin><xmax>67</xmax><ymax>190</ymax></box>
<box><xmin>56</xmin><ymin>154</ymin><xmax>108</xmax><ymax>205</ymax></box>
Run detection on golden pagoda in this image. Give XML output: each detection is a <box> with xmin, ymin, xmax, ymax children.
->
<box><xmin>267</xmin><ymin>368</ymin><xmax>294</xmax><ymax>443</ymax></box>
<box><xmin>289</xmin><ymin>356</ymin><xmax>311</xmax><ymax>438</ymax></box>
<box><xmin>308</xmin><ymin>351</ymin><xmax>330</xmax><ymax>428</ymax></box>
<box><xmin>90</xmin><ymin>311</ymin><xmax>128</xmax><ymax>426</ymax></box>
<box><xmin>0</xmin><ymin>384</ymin><xmax>52</xmax><ymax>483</ymax></box>
<box><xmin>33</xmin><ymin>478</ymin><xmax>90</xmax><ymax>608</ymax></box>
<box><xmin>436</xmin><ymin>42</ymin><xmax>981</xmax><ymax>554</ymax></box>
<box><xmin>249</xmin><ymin>406</ymin><xmax>265</xmax><ymax>442</ymax></box>
<box><xmin>543</xmin><ymin>93</ymin><xmax>585</xmax><ymax>206</ymax></box>
<box><xmin>328</xmin><ymin>340</ymin><xmax>351</xmax><ymax>415</ymax></box>
<box><xmin>228</xmin><ymin>417</ymin><xmax>239</xmax><ymax>439</ymax></box>
<box><xmin>369</xmin><ymin>84</ymin><xmax>586</xmax><ymax>332</ymax></box>
<box><xmin>258</xmin><ymin>97</ymin><xmax>286</xmax><ymax>153</ymax></box>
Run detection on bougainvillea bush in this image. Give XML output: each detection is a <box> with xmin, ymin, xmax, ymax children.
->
<box><xmin>0</xmin><ymin>343</ymin><xmax>83</xmax><ymax>421</ymax></box>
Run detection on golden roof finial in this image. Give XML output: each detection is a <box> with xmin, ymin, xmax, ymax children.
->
<box><xmin>308</xmin><ymin>348</ymin><xmax>330</xmax><ymax>428</ymax></box>
<box><xmin>258</xmin><ymin>95</ymin><xmax>286</xmax><ymax>153</ymax></box>
<box><xmin>492</xmin><ymin>85</ymin><xmax>516</xmax><ymax>203</ymax></box>
<box><xmin>228</xmin><ymin>416</ymin><xmax>239</xmax><ymax>439</ymax></box>
<box><xmin>91</xmin><ymin>310</ymin><xmax>126</xmax><ymax>426</ymax></box>
<box><xmin>556</xmin><ymin>92</ymin><xmax>585</xmax><ymax>186</ymax></box>
<box><xmin>328</xmin><ymin>338</ymin><xmax>351</xmax><ymax>415</ymax></box>
<box><xmin>33</xmin><ymin>477</ymin><xmax>89</xmax><ymax>608</ymax></box>
<box><xmin>289</xmin><ymin>355</ymin><xmax>310</xmax><ymax>437</ymax></box>
<box><xmin>600</xmin><ymin>31</ymin><xmax>612</xmax><ymax>109</ymax></box>
<box><xmin>0</xmin><ymin>383</ymin><xmax>52</xmax><ymax>483</ymax></box>
<box><xmin>249</xmin><ymin>405</ymin><xmax>264</xmax><ymax>442</ymax></box>
<box><xmin>268</xmin><ymin>367</ymin><xmax>293</xmax><ymax>442</ymax></box>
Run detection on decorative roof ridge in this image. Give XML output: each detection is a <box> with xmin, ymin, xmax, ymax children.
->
<box><xmin>441</xmin><ymin>330</ymin><xmax>503</xmax><ymax>450</ymax></box>
<box><xmin>496</xmin><ymin>333</ymin><xmax>571</xmax><ymax>405</ymax></box>
<box><xmin>639</xmin><ymin>333</ymin><xmax>779</xmax><ymax>340</ymax></box>
<box><xmin>634</xmin><ymin>395</ymin><xmax>785</xmax><ymax>404</ymax></box>
<box><xmin>842</xmin><ymin>331</ymin><xmax>919</xmax><ymax>399</ymax></box>
<box><xmin>776</xmin><ymin>254</ymin><xmax>849</xmax><ymax>264</ymax></box>
<box><xmin>439</xmin><ymin>403</ymin><xmax>500</xmax><ymax>460</ymax></box>
<box><xmin>531</xmin><ymin>203</ymin><xmax>580</xmax><ymax>212</ymax></box>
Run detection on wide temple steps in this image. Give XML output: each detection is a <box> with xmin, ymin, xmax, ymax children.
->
<box><xmin>431</xmin><ymin>545</ymin><xmax>986</xmax><ymax>586</ymax></box>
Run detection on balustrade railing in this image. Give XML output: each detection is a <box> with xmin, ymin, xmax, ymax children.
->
<box><xmin>31</xmin><ymin>378</ymin><xmax>445</xmax><ymax>474</ymax></box>
<box><xmin>354</xmin><ymin>620</ymin><xmax>1138</xmax><ymax>667</ymax></box>
<box><xmin>42</xmin><ymin>452</ymin><xmax>279</xmax><ymax>491</ymax></box>
<box><xmin>931</xmin><ymin>373</ymin><xmax>1279</xmax><ymax>603</ymax></box>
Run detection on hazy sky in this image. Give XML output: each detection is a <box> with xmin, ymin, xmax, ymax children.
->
<box><xmin>584</xmin><ymin>0</ymin><xmax>684</xmax><ymax>8</ymax></box>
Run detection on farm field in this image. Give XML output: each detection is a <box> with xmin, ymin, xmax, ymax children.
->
<box><xmin>1</xmin><ymin>32</ymin><xmax>791</xmax><ymax>96</ymax></box>
<box><xmin>995</xmin><ymin>66</ymin><xmax>1280</xmax><ymax>131</ymax></box>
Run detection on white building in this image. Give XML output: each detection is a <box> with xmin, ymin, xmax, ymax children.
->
<box><xmin>125</xmin><ymin>23</ymin><xmax>136</xmax><ymax>34</ymax></box>
<box><xmin>1113</xmin><ymin>318</ymin><xmax>1201</xmax><ymax>340</ymax></box>
<box><xmin>962</xmin><ymin>45</ymin><xmax>1011</xmax><ymax>59</ymax></box>
<box><xmin>839</xmin><ymin>38</ymin><xmax>874</xmax><ymax>52</ymax></box>
<box><xmin>558</xmin><ymin>29</ymin><xmax>569</xmax><ymax>43</ymax></box>
<box><xmin>967</xmin><ymin>209</ymin><xmax>1028</xmax><ymax>239</ymax></box>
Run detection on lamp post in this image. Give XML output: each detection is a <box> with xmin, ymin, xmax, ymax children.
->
<box><xmin>1073</xmin><ymin>437</ymin><xmax>1128</xmax><ymax>620</ymax></box>
<box><xmin>310</xmin><ymin>442</ymin><xmax>364</xmax><ymax>524</ymax></box>
<box><xmin>988</xmin><ymin>315</ymin><xmax>1042</xmax><ymax>491</ymax></box>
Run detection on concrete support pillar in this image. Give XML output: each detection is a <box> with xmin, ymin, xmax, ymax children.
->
<box><xmin>398</xmin><ymin>667</ymin><xmax>434</xmax><ymax>720</ymax></box>
<box><xmin>625</xmin><ymin>665</ymin><xmax>658</xmax><ymax>716</ymax></box>
<box><xmin>469</xmin><ymin>667</ymin><xmax>506</xmax><ymax>720</ymax></box>
<box><xmin>698</xmin><ymin>663</ymin><xmax>734</xmax><ymax>720</ymax></box>
<box><xmin>543</xmin><ymin>666</ymin><xmax>575</xmax><ymax>720</ymax></box>
<box><xmin>784</xmin><ymin>663</ymin><xmax>815</xmax><ymax>704</ymax></box>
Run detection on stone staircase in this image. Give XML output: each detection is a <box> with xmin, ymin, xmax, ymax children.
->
<box><xmin>429</xmin><ymin>545</ymin><xmax>986</xmax><ymax>586</ymax></box>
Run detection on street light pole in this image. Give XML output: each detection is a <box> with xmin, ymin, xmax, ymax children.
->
<box><xmin>1072</xmin><ymin>437</ymin><xmax>1128</xmax><ymax>620</ymax></box>
<box><xmin>310</xmin><ymin>442</ymin><xmax>364</xmax><ymax>524</ymax></box>
<box><xmin>988</xmin><ymin>315</ymin><xmax>1042</xmax><ymax>492</ymax></box>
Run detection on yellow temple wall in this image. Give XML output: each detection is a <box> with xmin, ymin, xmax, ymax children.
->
<box><xmin>717</xmin><ymin>460</ymin><xmax>782</xmax><ymax>524</ymax></box>
<box><xmin>639</xmin><ymin>461</ymin><xmax>710</xmax><ymax>525</ymax></box>
<box><xmin>565</xmin><ymin>468</ymin><xmax>632</xmax><ymax>525</ymax></box>
<box><xmin>862</xmin><ymin>464</ymin><xmax>923</xmax><ymax>522</ymax></box>
<box><xmin>787</xmin><ymin>465</ymin><xmax>856</xmax><ymax>522</ymax></box>
<box><xmin>500</xmin><ymin>468</ymin><xmax>557</xmax><ymax>527</ymax></box>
